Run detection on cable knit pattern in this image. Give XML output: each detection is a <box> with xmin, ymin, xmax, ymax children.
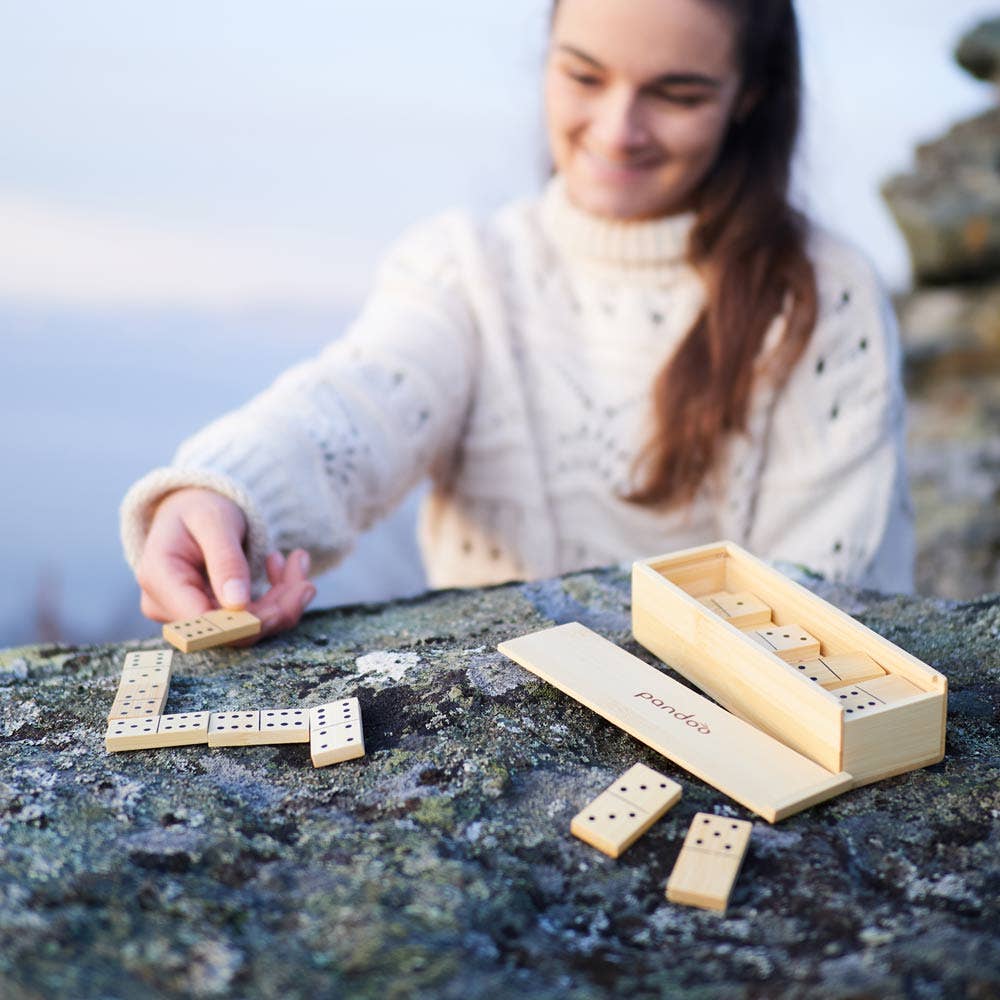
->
<box><xmin>120</xmin><ymin>175</ymin><xmax>915</xmax><ymax>595</ymax></box>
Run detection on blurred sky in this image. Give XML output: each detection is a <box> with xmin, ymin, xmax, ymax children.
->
<box><xmin>1</xmin><ymin>0</ymin><xmax>997</xmax><ymax>646</ymax></box>
<box><xmin>1</xmin><ymin>0</ymin><xmax>996</xmax><ymax>307</ymax></box>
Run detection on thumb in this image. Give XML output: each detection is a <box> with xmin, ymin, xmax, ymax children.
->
<box><xmin>187</xmin><ymin>507</ymin><xmax>252</xmax><ymax>609</ymax></box>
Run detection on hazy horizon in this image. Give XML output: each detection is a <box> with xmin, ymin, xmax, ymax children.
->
<box><xmin>2</xmin><ymin>1</ymin><xmax>996</xmax><ymax>647</ymax></box>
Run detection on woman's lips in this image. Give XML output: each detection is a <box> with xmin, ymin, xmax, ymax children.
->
<box><xmin>582</xmin><ymin>146</ymin><xmax>661</xmax><ymax>183</ymax></box>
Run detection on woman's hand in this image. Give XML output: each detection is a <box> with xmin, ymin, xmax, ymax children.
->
<box><xmin>136</xmin><ymin>487</ymin><xmax>316</xmax><ymax>643</ymax></box>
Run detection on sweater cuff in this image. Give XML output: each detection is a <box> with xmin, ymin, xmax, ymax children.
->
<box><xmin>119</xmin><ymin>467</ymin><xmax>273</xmax><ymax>594</ymax></box>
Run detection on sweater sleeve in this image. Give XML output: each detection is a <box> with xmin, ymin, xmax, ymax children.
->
<box><xmin>119</xmin><ymin>212</ymin><xmax>478</xmax><ymax>590</ymax></box>
<box><xmin>746</xmin><ymin>236</ymin><xmax>915</xmax><ymax>594</ymax></box>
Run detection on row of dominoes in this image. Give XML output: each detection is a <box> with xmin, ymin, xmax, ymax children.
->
<box><xmin>570</xmin><ymin>762</ymin><xmax>752</xmax><ymax>914</ymax></box>
<box><xmin>105</xmin><ymin>698</ymin><xmax>364</xmax><ymax>768</ymax></box>
<box><xmin>108</xmin><ymin>649</ymin><xmax>175</xmax><ymax>720</ymax></box>
<box><xmin>699</xmin><ymin>589</ymin><xmax>922</xmax><ymax>713</ymax></box>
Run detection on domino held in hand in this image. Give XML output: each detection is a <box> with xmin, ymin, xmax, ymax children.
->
<box><xmin>163</xmin><ymin>609</ymin><xmax>261</xmax><ymax>652</ymax></box>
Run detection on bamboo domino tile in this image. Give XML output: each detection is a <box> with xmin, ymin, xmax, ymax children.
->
<box><xmin>830</xmin><ymin>674</ymin><xmax>923</xmax><ymax>719</ymax></box>
<box><xmin>208</xmin><ymin>711</ymin><xmax>262</xmax><ymax>746</ymax></box>
<box><xmin>571</xmin><ymin>762</ymin><xmax>681</xmax><ymax>858</ymax></box>
<box><xmin>698</xmin><ymin>590</ymin><xmax>772</xmax><ymax>628</ymax></box>
<box><xmin>260</xmin><ymin>708</ymin><xmax>310</xmax><ymax>743</ymax></box>
<box><xmin>122</xmin><ymin>650</ymin><xmax>174</xmax><ymax>674</ymax></box>
<box><xmin>105</xmin><ymin>712</ymin><xmax>210</xmax><ymax>752</ymax></box>
<box><xmin>163</xmin><ymin>609</ymin><xmax>261</xmax><ymax>652</ymax></box>
<box><xmin>108</xmin><ymin>649</ymin><xmax>174</xmax><ymax>720</ymax></box>
<box><xmin>309</xmin><ymin>699</ymin><xmax>365</xmax><ymax>767</ymax></box>
<box><xmin>742</xmin><ymin>623</ymin><xmax>821</xmax><ymax>662</ymax></box>
<box><xmin>792</xmin><ymin>652</ymin><xmax>886</xmax><ymax>690</ymax></box>
<box><xmin>666</xmin><ymin>812</ymin><xmax>753</xmax><ymax>914</ymax></box>
<box><xmin>107</xmin><ymin>697</ymin><xmax>162</xmax><ymax>721</ymax></box>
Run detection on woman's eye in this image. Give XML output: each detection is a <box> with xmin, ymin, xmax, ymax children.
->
<box><xmin>656</xmin><ymin>91</ymin><xmax>708</xmax><ymax>107</ymax></box>
<box><xmin>568</xmin><ymin>71</ymin><xmax>601</xmax><ymax>87</ymax></box>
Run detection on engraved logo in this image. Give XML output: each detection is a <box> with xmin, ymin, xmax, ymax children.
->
<box><xmin>634</xmin><ymin>691</ymin><xmax>711</xmax><ymax>735</ymax></box>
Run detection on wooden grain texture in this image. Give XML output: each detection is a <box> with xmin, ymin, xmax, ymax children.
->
<box><xmin>105</xmin><ymin>712</ymin><xmax>210</xmax><ymax>752</ymax></box>
<box><xmin>107</xmin><ymin>697</ymin><xmax>162</xmax><ymax>721</ymax></box>
<box><xmin>260</xmin><ymin>708</ymin><xmax>310</xmax><ymax>744</ymax></box>
<box><xmin>632</xmin><ymin>568</ymin><xmax>844</xmax><ymax>774</ymax></box>
<box><xmin>497</xmin><ymin>623</ymin><xmax>852</xmax><ymax>823</ymax></box>
<box><xmin>742</xmin><ymin>623</ymin><xmax>821</xmax><ymax>662</ymax></box>
<box><xmin>208</xmin><ymin>711</ymin><xmax>262</xmax><ymax>747</ymax></box>
<box><xmin>666</xmin><ymin>812</ymin><xmax>753</xmax><ymax>914</ymax></box>
<box><xmin>831</xmin><ymin>674</ymin><xmax>924</xmax><ymax>717</ymax></box>
<box><xmin>309</xmin><ymin>699</ymin><xmax>365</xmax><ymax>767</ymax></box>
<box><xmin>122</xmin><ymin>650</ymin><xmax>173</xmax><ymax>673</ymax></box>
<box><xmin>109</xmin><ymin>653</ymin><xmax>173</xmax><ymax>721</ymax></box>
<box><xmin>570</xmin><ymin>762</ymin><xmax>681</xmax><ymax>858</ymax></box>
<box><xmin>162</xmin><ymin>610</ymin><xmax>260</xmax><ymax>652</ymax></box>
<box><xmin>698</xmin><ymin>590</ymin><xmax>772</xmax><ymax>628</ymax></box>
<box><xmin>632</xmin><ymin>541</ymin><xmax>948</xmax><ymax>785</ymax></box>
<box><xmin>716</xmin><ymin>542</ymin><xmax>944</xmax><ymax>689</ymax></box>
<box><xmin>207</xmin><ymin>708</ymin><xmax>312</xmax><ymax>746</ymax></box>
<box><xmin>791</xmin><ymin>653</ymin><xmax>886</xmax><ymax>689</ymax></box>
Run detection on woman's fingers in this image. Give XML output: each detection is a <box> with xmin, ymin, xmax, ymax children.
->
<box><xmin>265</xmin><ymin>550</ymin><xmax>287</xmax><ymax>588</ymax></box>
<box><xmin>229</xmin><ymin>549</ymin><xmax>315</xmax><ymax>646</ymax></box>
<box><xmin>136</xmin><ymin>488</ymin><xmax>250</xmax><ymax>624</ymax></box>
<box><xmin>183</xmin><ymin>500</ymin><xmax>251</xmax><ymax>610</ymax></box>
<box><xmin>138</xmin><ymin>526</ymin><xmax>215</xmax><ymax>621</ymax></box>
<box><xmin>256</xmin><ymin>549</ymin><xmax>315</xmax><ymax>630</ymax></box>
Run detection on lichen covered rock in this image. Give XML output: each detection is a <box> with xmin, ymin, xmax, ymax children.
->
<box><xmin>0</xmin><ymin>567</ymin><xmax>997</xmax><ymax>998</ymax></box>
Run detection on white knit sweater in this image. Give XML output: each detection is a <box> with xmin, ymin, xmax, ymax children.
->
<box><xmin>120</xmin><ymin>176</ymin><xmax>915</xmax><ymax>595</ymax></box>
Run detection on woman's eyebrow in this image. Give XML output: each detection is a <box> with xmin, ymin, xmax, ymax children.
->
<box><xmin>555</xmin><ymin>43</ymin><xmax>722</xmax><ymax>88</ymax></box>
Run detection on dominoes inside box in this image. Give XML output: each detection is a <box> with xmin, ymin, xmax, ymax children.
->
<box><xmin>631</xmin><ymin>540</ymin><xmax>947</xmax><ymax>787</ymax></box>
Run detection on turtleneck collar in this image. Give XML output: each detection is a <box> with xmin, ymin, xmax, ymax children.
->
<box><xmin>539</xmin><ymin>173</ymin><xmax>695</xmax><ymax>273</ymax></box>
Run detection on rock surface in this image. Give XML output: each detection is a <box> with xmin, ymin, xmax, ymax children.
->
<box><xmin>955</xmin><ymin>16</ymin><xmax>1000</xmax><ymax>82</ymax></box>
<box><xmin>883</xmin><ymin>14</ymin><xmax>1000</xmax><ymax>601</ymax></box>
<box><xmin>1</xmin><ymin>566</ymin><xmax>998</xmax><ymax>999</ymax></box>
<box><xmin>882</xmin><ymin>108</ymin><xmax>1000</xmax><ymax>286</ymax></box>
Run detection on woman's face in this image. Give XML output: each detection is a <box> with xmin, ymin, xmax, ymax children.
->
<box><xmin>545</xmin><ymin>0</ymin><xmax>745</xmax><ymax>220</ymax></box>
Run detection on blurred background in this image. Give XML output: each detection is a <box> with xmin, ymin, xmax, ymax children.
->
<box><xmin>2</xmin><ymin>0</ymin><xmax>998</xmax><ymax>647</ymax></box>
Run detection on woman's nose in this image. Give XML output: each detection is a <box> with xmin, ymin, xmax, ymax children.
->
<box><xmin>589</xmin><ymin>87</ymin><xmax>651</xmax><ymax>154</ymax></box>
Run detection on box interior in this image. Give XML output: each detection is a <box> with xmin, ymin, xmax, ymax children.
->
<box><xmin>648</xmin><ymin>544</ymin><xmax>940</xmax><ymax>699</ymax></box>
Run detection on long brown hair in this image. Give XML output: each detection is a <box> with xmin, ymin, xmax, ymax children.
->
<box><xmin>551</xmin><ymin>0</ymin><xmax>818</xmax><ymax>508</ymax></box>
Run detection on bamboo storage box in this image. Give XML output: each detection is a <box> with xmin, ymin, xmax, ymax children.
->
<box><xmin>631</xmin><ymin>541</ymin><xmax>947</xmax><ymax>786</ymax></box>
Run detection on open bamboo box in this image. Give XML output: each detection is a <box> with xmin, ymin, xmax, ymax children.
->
<box><xmin>631</xmin><ymin>540</ymin><xmax>947</xmax><ymax>786</ymax></box>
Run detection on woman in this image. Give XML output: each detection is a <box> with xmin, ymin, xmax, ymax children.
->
<box><xmin>121</xmin><ymin>0</ymin><xmax>914</xmax><ymax>641</ymax></box>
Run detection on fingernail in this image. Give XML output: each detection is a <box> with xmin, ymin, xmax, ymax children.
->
<box><xmin>222</xmin><ymin>579</ymin><xmax>249</xmax><ymax>608</ymax></box>
<box><xmin>301</xmin><ymin>586</ymin><xmax>316</xmax><ymax>611</ymax></box>
<box><xmin>299</xmin><ymin>551</ymin><xmax>311</xmax><ymax>575</ymax></box>
<box><xmin>272</xmin><ymin>551</ymin><xmax>286</xmax><ymax>573</ymax></box>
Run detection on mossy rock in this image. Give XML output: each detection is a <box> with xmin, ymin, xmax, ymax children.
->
<box><xmin>1</xmin><ymin>566</ymin><xmax>998</xmax><ymax>998</ymax></box>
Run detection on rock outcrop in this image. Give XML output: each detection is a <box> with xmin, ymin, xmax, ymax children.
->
<box><xmin>883</xmin><ymin>15</ymin><xmax>1000</xmax><ymax>600</ymax></box>
<box><xmin>1</xmin><ymin>565</ymin><xmax>997</xmax><ymax>998</ymax></box>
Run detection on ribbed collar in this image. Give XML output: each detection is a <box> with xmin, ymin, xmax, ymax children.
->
<box><xmin>539</xmin><ymin>173</ymin><xmax>695</xmax><ymax>271</ymax></box>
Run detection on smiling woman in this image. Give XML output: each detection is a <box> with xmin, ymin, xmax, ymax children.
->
<box><xmin>118</xmin><ymin>0</ymin><xmax>915</xmax><ymax>645</ymax></box>
<box><xmin>546</xmin><ymin>0</ymin><xmax>746</xmax><ymax>221</ymax></box>
<box><xmin>545</xmin><ymin>0</ymin><xmax>820</xmax><ymax>511</ymax></box>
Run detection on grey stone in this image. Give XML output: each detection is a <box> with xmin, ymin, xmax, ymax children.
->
<box><xmin>956</xmin><ymin>16</ymin><xmax>1000</xmax><ymax>82</ymax></box>
<box><xmin>0</xmin><ymin>567</ymin><xmax>997</xmax><ymax>998</ymax></box>
<box><xmin>882</xmin><ymin>108</ymin><xmax>1000</xmax><ymax>285</ymax></box>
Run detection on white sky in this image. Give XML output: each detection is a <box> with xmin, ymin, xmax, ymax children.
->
<box><xmin>0</xmin><ymin>0</ymin><xmax>995</xmax><ymax>306</ymax></box>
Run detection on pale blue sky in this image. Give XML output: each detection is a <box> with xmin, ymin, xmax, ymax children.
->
<box><xmin>0</xmin><ymin>1</ymin><xmax>997</xmax><ymax>644</ymax></box>
<box><xmin>1</xmin><ymin>0</ymin><xmax>995</xmax><ymax>304</ymax></box>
